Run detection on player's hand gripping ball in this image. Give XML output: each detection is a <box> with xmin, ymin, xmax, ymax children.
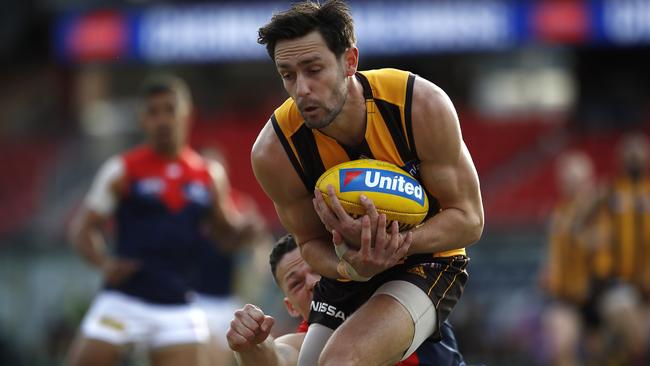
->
<box><xmin>316</xmin><ymin>159</ymin><xmax>429</xmax><ymax>231</ymax></box>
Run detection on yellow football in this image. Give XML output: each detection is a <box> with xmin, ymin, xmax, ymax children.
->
<box><xmin>315</xmin><ymin>159</ymin><xmax>429</xmax><ymax>231</ymax></box>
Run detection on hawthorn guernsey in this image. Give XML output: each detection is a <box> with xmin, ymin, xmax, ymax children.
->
<box><xmin>310</xmin><ymin>301</ymin><xmax>346</xmax><ymax>321</ymax></box>
<box><xmin>316</xmin><ymin>159</ymin><xmax>429</xmax><ymax>230</ymax></box>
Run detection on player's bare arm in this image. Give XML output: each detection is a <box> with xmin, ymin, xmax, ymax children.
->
<box><xmin>227</xmin><ymin>304</ymin><xmax>304</xmax><ymax>366</ymax></box>
<box><xmin>71</xmin><ymin>169</ymin><xmax>139</xmax><ymax>285</ymax></box>
<box><xmin>252</xmin><ymin>121</ymin><xmax>341</xmax><ymax>278</ymax></box>
<box><xmin>253</xmin><ymin>121</ymin><xmax>406</xmax><ymax>280</ymax></box>
<box><xmin>408</xmin><ymin>76</ymin><xmax>484</xmax><ymax>254</ymax></box>
<box><xmin>208</xmin><ymin>158</ymin><xmax>264</xmax><ymax>251</ymax></box>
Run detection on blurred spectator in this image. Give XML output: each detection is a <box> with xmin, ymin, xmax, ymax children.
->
<box><xmin>606</xmin><ymin>134</ymin><xmax>650</xmax><ymax>291</ymax></box>
<box><xmin>64</xmin><ymin>75</ymin><xmax>259</xmax><ymax>366</ymax></box>
<box><xmin>595</xmin><ymin>133</ymin><xmax>650</xmax><ymax>365</ymax></box>
<box><xmin>539</xmin><ymin>150</ymin><xmax>608</xmax><ymax>366</ymax></box>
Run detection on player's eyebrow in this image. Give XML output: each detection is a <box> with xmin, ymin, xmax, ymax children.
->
<box><xmin>283</xmin><ymin>270</ymin><xmax>299</xmax><ymax>285</ymax></box>
<box><xmin>277</xmin><ymin>56</ymin><xmax>322</xmax><ymax>70</ymax></box>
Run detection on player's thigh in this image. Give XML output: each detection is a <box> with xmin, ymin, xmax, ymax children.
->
<box><xmin>149</xmin><ymin>342</ymin><xmax>208</xmax><ymax>366</ymax></box>
<box><xmin>320</xmin><ymin>294</ymin><xmax>414</xmax><ymax>366</ymax></box>
<box><xmin>66</xmin><ymin>336</ymin><xmax>125</xmax><ymax>366</ymax></box>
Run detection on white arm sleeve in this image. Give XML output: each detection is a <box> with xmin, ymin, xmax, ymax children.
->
<box><xmin>84</xmin><ymin>156</ymin><xmax>124</xmax><ymax>216</ymax></box>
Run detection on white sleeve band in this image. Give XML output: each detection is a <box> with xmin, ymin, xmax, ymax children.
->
<box><xmin>342</xmin><ymin>259</ymin><xmax>371</xmax><ymax>282</ymax></box>
<box><xmin>84</xmin><ymin>156</ymin><xmax>124</xmax><ymax>216</ymax></box>
<box><xmin>334</xmin><ymin>243</ymin><xmax>349</xmax><ymax>259</ymax></box>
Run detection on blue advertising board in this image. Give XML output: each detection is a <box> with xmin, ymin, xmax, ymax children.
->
<box><xmin>54</xmin><ymin>0</ymin><xmax>650</xmax><ymax>63</ymax></box>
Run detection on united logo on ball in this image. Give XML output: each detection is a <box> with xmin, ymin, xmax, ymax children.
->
<box><xmin>316</xmin><ymin>159</ymin><xmax>429</xmax><ymax>230</ymax></box>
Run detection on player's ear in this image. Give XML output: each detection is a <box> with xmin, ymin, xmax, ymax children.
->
<box><xmin>343</xmin><ymin>46</ymin><xmax>358</xmax><ymax>77</ymax></box>
<box><xmin>283</xmin><ymin>297</ymin><xmax>301</xmax><ymax>318</ymax></box>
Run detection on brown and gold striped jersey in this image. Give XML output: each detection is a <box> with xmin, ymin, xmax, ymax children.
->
<box><xmin>271</xmin><ymin>68</ymin><xmax>465</xmax><ymax>258</ymax></box>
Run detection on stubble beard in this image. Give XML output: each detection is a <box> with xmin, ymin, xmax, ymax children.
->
<box><xmin>302</xmin><ymin>71</ymin><xmax>349</xmax><ymax>130</ymax></box>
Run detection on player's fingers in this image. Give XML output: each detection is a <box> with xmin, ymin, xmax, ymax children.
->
<box><xmin>359</xmin><ymin>215</ymin><xmax>372</xmax><ymax>258</ymax></box>
<box><xmin>260</xmin><ymin>315</ymin><xmax>275</xmax><ymax>334</ymax></box>
<box><xmin>243</xmin><ymin>304</ymin><xmax>265</xmax><ymax>324</ymax></box>
<box><xmin>313</xmin><ymin>191</ymin><xmax>337</xmax><ymax>231</ymax></box>
<box><xmin>383</xmin><ymin>220</ymin><xmax>400</xmax><ymax>256</ymax></box>
<box><xmin>359</xmin><ymin>194</ymin><xmax>379</xmax><ymax>227</ymax></box>
<box><xmin>226</xmin><ymin>328</ymin><xmax>250</xmax><ymax>349</ymax></box>
<box><xmin>235</xmin><ymin>308</ymin><xmax>263</xmax><ymax>333</ymax></box>
<box><xmin>312</xmin><ymin>193</ymin><xmax>327</xmax><ymax>219</ymax></box>
<box><xmin>390</xmin><ymin>220</ymin><xmax>399</xmax><ymax>242</ymax></box>
<box><xmin>374</xmin><ymin>214</ymin><xmax>388</xmax><ymax>252</ymax></box>
<box><xmin>332</xmin><ymin>229</ymin><xmax>344</xmax><ymax>246</ymax></box>
<box><xmin>394</xmin><ymin>231</ymin><xmax>412</xmax><ymax>260</ymax></box>
<box><xmin>327</xmin><ymin>185</ymin><xmax>353</xmax><ymax>222</ymax></box>
<box><xmin>229</xmin><ymin>317</ymin><xmax>256</xmax><ymax>340</ymax></box>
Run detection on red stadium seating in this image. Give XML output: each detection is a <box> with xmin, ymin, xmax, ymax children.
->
<box><xmin>0</xmin><ymin>138</ymin><xmax>60</xmax><ymax>236</ymax></box>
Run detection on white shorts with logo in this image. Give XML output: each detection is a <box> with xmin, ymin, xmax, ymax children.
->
<box><xmin>80</xmin><ymin>291</ymin><xmax>210</xmax><ymax>349</ymax></box>
<box><xmin>193</xmin><ymin>294</ymin><xmax>242</xmax><ymax>347</ymax></box>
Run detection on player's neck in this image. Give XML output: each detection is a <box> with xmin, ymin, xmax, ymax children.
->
<box><xmin>319</xmin><ymin>76</ymin><xmax>366</xmax><ymax>147</ymax></box>
<box><xmin>152</xmin><ymin>144</ymin><xmax>183</xmax><ymax>160</ymax></box>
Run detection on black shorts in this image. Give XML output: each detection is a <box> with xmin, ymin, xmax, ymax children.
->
<box><xmin>308</xmin><ymin>254</ymin><xmax>469</xmax><ymax>341</ymax></box>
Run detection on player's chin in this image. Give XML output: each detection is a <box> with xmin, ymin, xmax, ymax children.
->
<box><xmin>303</xmin><ymin>119</ymin><xmax>326</xmax><ymax>129</ymax></box>
<box><xmin>154</xmin><ymin>138</ymin><xmax>176</xmax><ymax>151</ymax></box>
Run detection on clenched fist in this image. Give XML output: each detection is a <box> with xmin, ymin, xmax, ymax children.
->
<box><xmin>226</xmin><ymin>304</ymin><xmax>276</xmax><ymax>352</ymax></box>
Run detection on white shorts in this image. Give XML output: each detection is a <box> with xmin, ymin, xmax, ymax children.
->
<box><xmin>80</xmin><ymin>291</ymin><xmax>210</xmax><ymax>349</ymax></box>
<box><xmin>193</xmin><ymin>294</ymin><xmax>242</xmax><ymax>347</ymax></box>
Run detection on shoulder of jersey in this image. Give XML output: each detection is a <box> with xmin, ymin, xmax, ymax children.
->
<box><xmin>122</xmin><ymin>145</ymin><xmax>153</xmax><ymax>164</ymax></box>
<box><xmin>273</xmin><ymin>98</ymin><xmax>303</xmax><ymax>131</ymax></box>
<box><xmin>360</xmin><ymin>68</ymin><xmax>410</xmax><ymax>104</ymax></box>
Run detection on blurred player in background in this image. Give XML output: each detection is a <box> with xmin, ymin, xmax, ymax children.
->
<box><xmin>252</xmin><ymin>1</ymin><xmax>483</xmax><ymax>364</ymax></box>
<box><xmin>66</xmin><ymin>75</ymin><xmax>258</xmax><ymax>366</ymax></box>
<box><xmin>606</xmin><ymin>133</ymin><xmax>650</xmax><ymax>297</ymax></box>
<box><xmin>539</xmin><ymin>151</ymin><xmax>610</xmax><ymax>366</ymax></box>
<box><xmin>595</xmin><ymin>133</ymin><xmax>650</xmax><ymax>364</ymax></box>
<box><xmin>192</xmin><ymin>145</ymin><xmax>273</xmax><ymax>366</ymax></box>
<box><xmin>226</xmin><ymin>234</ymin><xmax>467</xmax><ymax>366</ymax></box>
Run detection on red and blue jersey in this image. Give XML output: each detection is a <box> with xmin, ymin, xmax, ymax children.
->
<box><xmin>188</xmin><ymin>189</ymin><xmax>252</xmax><ymax>297</ymax></box>
<box><xmin>108</xmin><ymin>145</ymin><xmax>214</xmax><ymax>304</ymax></box>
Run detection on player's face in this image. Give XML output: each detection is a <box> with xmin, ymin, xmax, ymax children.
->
<box><xmin>274</xmin><ymin>31</ymin><xmax>350</xmax><ymax>129</ymax></box>
<box><xmin>557</xmin><ymin>153</ymin><xmax>593</xmax><ymax>197</ymax></box>
<box><xmin>276</xmin><ymin>248</ymin><xmax>321</xmax><ymax>320</ymax></box>
<box><xmin>141</xmin><ymin>91</ymin><xmax>190</xmax><ymax>155</ymax></box>
<box><xmin>622</xmin><ymin>137</ymin><xmax>649</xmax><ymax>177</ymax></box>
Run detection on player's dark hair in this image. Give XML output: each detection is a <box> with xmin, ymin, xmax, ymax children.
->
<box><xmin>139</xmin><ymin>74</ymin><xmax>192</xmax><ymax>107</ymax></box>
<box><xmin>258</xmin><ymin>0</ymin><xmax>356</xmax><ymax>59</ymax></box>
<box><xmin>270</xmin><ymin>234</ymin><xmax>298</xmax><ymax>282</ymax></box>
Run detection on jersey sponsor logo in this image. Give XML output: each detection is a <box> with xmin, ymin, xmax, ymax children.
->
<box><xmin>184</xmin><ymin>181</ymin><xmax>211</xmax><ymax>205</ymax></box>
<box><xmin>339</xmin><ymin>168</ymin><xmax>426</xmax><ymax>206</ymax></box>
<box><xmin>310</xmin><ymin>301</ymin><xmax>346</xmax><ymax>321</ymax></box>
<box><xmin>401</xmin><ymin>159</ymin><xmax>421</xmax><ymax>179</ymax></box>
<box><xmin>99</xmin><ymin>316</ymin><xmax>126</xmax><ymax>331</ymax></box>
<box><xmin>135</xmin><ymin>177</ymin><xmax>165</xmax><ymax>195</ymax></box>
<box><xmin>407</xmin><ymin>265</ymin><xmax>427</xmax><ymax>279</ymax></box>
